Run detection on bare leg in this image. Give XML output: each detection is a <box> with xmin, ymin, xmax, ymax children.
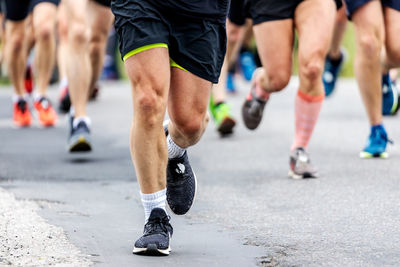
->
<box><xmin>57</xmin><ymin>2</ymin><xmax>68</xmax><ymax>82</ymax></box>
<box><xmin>382</xmin><ymin>7</ymin><xmax>400</xmax><ymax>73</ymax></box>
<box><xmin>352</xmin><ymin>1</ymin><xmax>384</xmax><ymax>125</ymax></box>
<box><xmin>295</xmin><ymin>0</ymin><xmax>336</xmax><ymax>96</ymax></box>
<box><xmin>253</xmin><ymin>19</ymin><xmax>293</xmax><ymax>95</ymax></box>
<box><xmin>125</xmin><ymin>48</ymin><xmax>170</xmax><ymax>193</ymax></box>
<box><xmin>4</xmin><ymin>20</ymin><xmax>27</xmax><ymax>96</ymax></box>
<box><xmin>63</xmin><ymin>0</ymin><xmax>91</xmax><ymax>117</ymax></box>
<box><xmin>87</xmin><ymin>1</ymin><xmax>113</xmax><ymax>97</ymax></box>
<box><xmin>168</xmin><ymin>68</ymin><xmax>212</xmax><ymax>148</ymax></box>
<box><xmin>328</xmin><ymin>5</ymin><xmax>347</xmax><ymax>59</ymax></box>
<box><xmin>32</xmin><ymin>2</ymin><xmax>57</xmax><ymax>95</ymax></box>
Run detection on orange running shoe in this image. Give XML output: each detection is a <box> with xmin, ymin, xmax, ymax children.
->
<box><xmin>34</xmin><ymin>97</ymin><xmax>58</xmax><ymax>127</ymax></box>
<box><xmin>13</xmin><ymin>99</ymin><xmax>32</xmax><ymax>127</ymax></box>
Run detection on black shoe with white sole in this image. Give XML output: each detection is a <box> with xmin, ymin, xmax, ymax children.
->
<box><xmin>166</xmin><ymin>151</ymin><xmax>197</xmax><ymax>215</ymax></box>
<box><xmin>133</xmin><ymin>208</ymin><xmax>173</xmax><ymax>256</ymax></box>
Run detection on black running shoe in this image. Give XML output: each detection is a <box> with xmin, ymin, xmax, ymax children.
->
<box><xmin>242</xmin><ymin>68</ymin><xmax>268</xmax><ymax>130</ymax></box>
<box><xmin>59</xmin><ymin>87</ymin><xmax>71</xmax><ymax>113</ymax></box>
<box><xmin>133</xmin><ymin>208</ymin><xmax>173</xmax><ymax>256</ymax></box>
<box><xmin>68</xmin><ymin>120</ymin><xmax>92</xmax><ymax>152</ymax></box>
<box><xmin>166</xmin><ymin>151</ymin><xmax>197</xmax><ymax>215</ymax></box>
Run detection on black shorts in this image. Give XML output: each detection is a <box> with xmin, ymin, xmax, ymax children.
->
<box><xmin>228</xmin><ymin>0</ymin><xmax>251</xmax><ymax>26</ymax></box>
<box><xmin>5</xmin><ymin>0</ymin><xmax>59</xmax><ymax>21</ymax></box>
<box><xmin>93</xmin><ymin>0</ymin><xmax>111</xmax><ymax>8</ymax></box>
<box><xmin>112</xmin><ymin>0</ymin><xmax>226</xmax><ymax>83</ymax></box>
<box><xmin>345</xmin><ymin>0</ymin><xmax>400</xmax><ymax>18</ymax></box>
<box><xmin>249</xmin><ymin>0</ymin><xmax>342</xmax><ymax>25</ymax></box>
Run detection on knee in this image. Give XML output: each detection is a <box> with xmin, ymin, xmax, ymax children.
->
<box><xmin>90</xmin><ymin>32</ymin><xmax>107</xmax><ymax>57</ymax></box>
<box><xmin>135</xmin><ymin>90</ymin><xmax>165</xmax><ymax>127</ymax></box>
<box><xmin>300</xmin><ymin>50</ymin><xmax>325</xmax><ymax>82</ymax></box>
<box><xmin>174</xmin><ymin>116</ymin><xmax>205</xmax><ymax>140</ymax></box>
<box><xmin>69</xmin><ymin>21</ymin><xmax>89</xmax><ymax>46</ymax></box>
<box><xmin>35</xmin><ymin>23</ymin><xmax>54</xmax><ymax>42</ymax></box>
<box><xmin>227</xmin><ymin>24</ymin><xmax>243</xmax><ymax>43</ymax></box>
<box><xmin>358</xmin><ymin>33</ymin><xmax>382</xmax><ymax>58</ymax></box>
<box><xmin>264</xmin><ymin>71</ymin><xmax>291</xmax><ymax>92</ymax></box>
<box><xmin>8</xmin><ymin>31</ymin><xmax>25</xmax><ymax>55</ymax></box>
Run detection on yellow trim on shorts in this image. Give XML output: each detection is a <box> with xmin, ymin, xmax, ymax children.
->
<box><xmin>123</xmin><ymin>43</ymin><xmax>189</xmax><ymax>73</ymax></box>
<box><xmin>170</xmin><ymin>59</ymin><xmax>189</xmax><ymax>73</ymax></box>
<box><xmin>123</xmin><ymin>43</ymin><xmax>168</xmax><ymax>61</ymax></box>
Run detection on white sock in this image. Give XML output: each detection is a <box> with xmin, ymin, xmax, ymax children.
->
<box><xmin>59</xmin><ymin>77</ymin><xmax>68</xmax><ymax>90</ymax></box>
<box><xmin>167</xmin><ymin>134</ymin><xmax>186</xmax><ymax>159</ymax></box>
<box><xmin>73</xmin><ymin>116</ymin><xmax>91</xmax><ymax>129</ymax></box>
<box><xmin>12</xmin><ymin>95</ymin><xmax>25</xmax><ymax>103</ymax></box>
<box><xmin>33</xmin><ymin>92</ymin><xmax>44</xmax><ymax>102</ymax></box>
<box><xmin>140</xmin><ymin>188</ymin><xmax>167</xmax><ymax>222</ymax></box>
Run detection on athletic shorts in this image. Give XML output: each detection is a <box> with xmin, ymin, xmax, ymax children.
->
<box><xmin>93</xmin><ymin>0</ymin><xmax>111</xmax><ymax>8</ymax></box>
<box><xmin>345</xmin><ymin>0</ymin><xmax>400</xmax><ymax>18</ymax></box>
<box><xmin>249</xmin><ymin>0</ymin><xmax>342</xmax><ymax>25</ymax></box>
<box><xmin>5</xmin><ymin>0</ymin><xmax>59</xmax><ymax>21</ymax></box>
<box><xmin>112</xmin><ymin>0</ymin><xmax>226</xmax><ymax>83</ymax></box>
<box><xmin>228</xmin><ymin>0</ymin><xmax>251</xmax><ymax>26</ymax></box>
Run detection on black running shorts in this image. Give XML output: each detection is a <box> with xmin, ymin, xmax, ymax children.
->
<box><xmin>5</xmin><ymin>0</ymin><xmax>59</xmax><ymax>21</ymax></box>
<box><xmin>345</xmin><ymin>0</ymin><xmax>400</xmax><ymax>18</ymax></box>
<box><xmin>249</xmin><ymin>0</ymin><xmax>342</xmax><ymax>25</ymax></box>
<box><xmin>228</xmin><ymin>0</ymin><xmax>251</xmax><ymax>26</ymax></box>
<box><xmin>112</xmin><ymin>0</ymin><xmax>226</xmax><ymax>83</ymax></box>
<box><xmin>93</xmin><ymin>0</ymin><xmax>111</xmax><ymax>8</ymax></box>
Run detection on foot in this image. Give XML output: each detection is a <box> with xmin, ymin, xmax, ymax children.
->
<box><xmin>382</xmin><ymin>73</ymin><xmax>399</xmax><ymax>116</ymax></box>
<box><xmin>360</xmin><ymin>125</ymin><xmax>392</xmax><ymax>159</ymax></box>
<box><xmin>242</xmin><ymin>68</ymin><xmax>268</xmax><ymax>130</ymax></box>
<box><xmin>13</xmin><ymin>99</ymin><xmax>32</xmax><ymax>127</ymax></box>
<box><xmin>166</xmin><ymin>151</ymin><xmax>197</xmax><ymax>215</ymax></box>
<box><xmin>34</xmin><ymin>97</ymin><xmax>58</xmax><ymax>127</ymax></box>
<box><xmin>68</xmin><ymin>119</ymin><xmax>92</xmax><ymax>152</ymax></box>
<box><xmin>322</xmin><ymin>51</ymin><xmax>344</xmax><ymax>97</ymax></box>
<box><xmin>133</xmin><ymin>208</ymin><xmax>173</xmax><ymax>256</ymax></box>
<box><xmin>239</xmin><ymin>51</ymin><xmax>257</xmax><ymax>81</ymax></box>
<box><xmin>210</xmin><ymin>100</ymin><xmax>236</xmax><ymax>136</ymax></box>
<box><xmin>289</xmin><ymin>147</ymin><xmax>318</xmax><ymax>179</ymax></box>
<box><xmin>59</xmin><ymin>86</ymin><xmax>71</xmax><ymax>113</ymax></box>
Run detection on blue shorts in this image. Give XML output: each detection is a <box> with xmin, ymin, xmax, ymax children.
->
<box><xmin>345</xmin><ymin>0</ymin><xmax>400</xmax><ymax>19</ymax></box>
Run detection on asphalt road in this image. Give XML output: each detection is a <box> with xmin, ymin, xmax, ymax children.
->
<box><xmin>0</xmin><ymin>77</ymin><xmax>399</xmax><ymax>266</ymax></box>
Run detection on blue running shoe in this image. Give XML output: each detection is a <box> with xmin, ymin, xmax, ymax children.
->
<box><xmin>360</xmin><ymin>125</ymin><xmax>392</xmax><ymax>158</ymax></box>
<box><xmin>226</xmin><ymin>72</ymin><xmax>236</xmax><ymax>93</ymax></box>
<box><xmin>382</xmin><ymin>73</ymin><xmax>399</xmax><ymax>116</ymax></box>
<box><xmin>239</xmin><ymin>51</ymin><xmax>257</xmax><ymax>81</ymax></box>
<box><xmin>323</xmin><ymin>52</ymin><xmax>344</xmax><ymax>97</ymax></box>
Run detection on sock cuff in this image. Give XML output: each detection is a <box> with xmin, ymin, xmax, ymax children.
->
<box><xmin>140</xmin><ymin>188</ymin><xmax>166</xmax><ymax>201</ymax></box>
<box><xmin>73</xmin><ymin>116</ymin><xmax>91</xmax><ymax>128</ymax></box>
<box><xmin>297</xmin><ymin>90</ymin><xmax>324</xmax><ymax>103</ymax></box>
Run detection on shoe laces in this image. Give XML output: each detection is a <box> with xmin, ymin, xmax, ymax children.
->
<box><xmin>37</xmin><ymin>97</ymin><xmax>51</xmax><ymax>110</ymax></box>
<box><xmin>370</xmin><ymin>128</ymin><xmax>393</xmax><ymax>145</ymax></box>
<box><xmin>144</xmin><ymin>215</ymin><xmax>172</xmax><ymax>236</ymax></box>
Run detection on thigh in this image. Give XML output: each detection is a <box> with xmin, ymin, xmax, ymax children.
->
<box><xmin>32</xmin><ymin>2</ymin><xmax>58</xmax><ymax>31</ymax></box>
<box><xmin>125</xmin><ymin>47</ymin><xmax>170</xmax><ymax>102</ymax></box>
<box><xmin>63</xmin><ymin>0</ymin><xmax>89</xmax><ymax>26</ymax></box>
<box><xmin>383</xmin><ymin>6</ymin><xmax>400</xmax><ymax>56</ymax></box>
<box><xmin>253</xmin><ymin>19</ymin><xmax>294</xmax><ymax>79</ymax></box>
<box><xmin>351</xmin><ymin>1</ymin><xmax>384</xmax><ymax>41</ymax></box>
<box><xmin>168</xmin><ymin>68</ymin><xmax>212</xmax><ymax>125</ymax></box>
<box><xmin>295</xmin><ymin>0</ymin><xmax>336</xmax><ymax>65</ymax></box>
<box><xmin>88</xmin><ymin>0</ymin><xmax>113</xmax><ymax>40</ymax></box>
